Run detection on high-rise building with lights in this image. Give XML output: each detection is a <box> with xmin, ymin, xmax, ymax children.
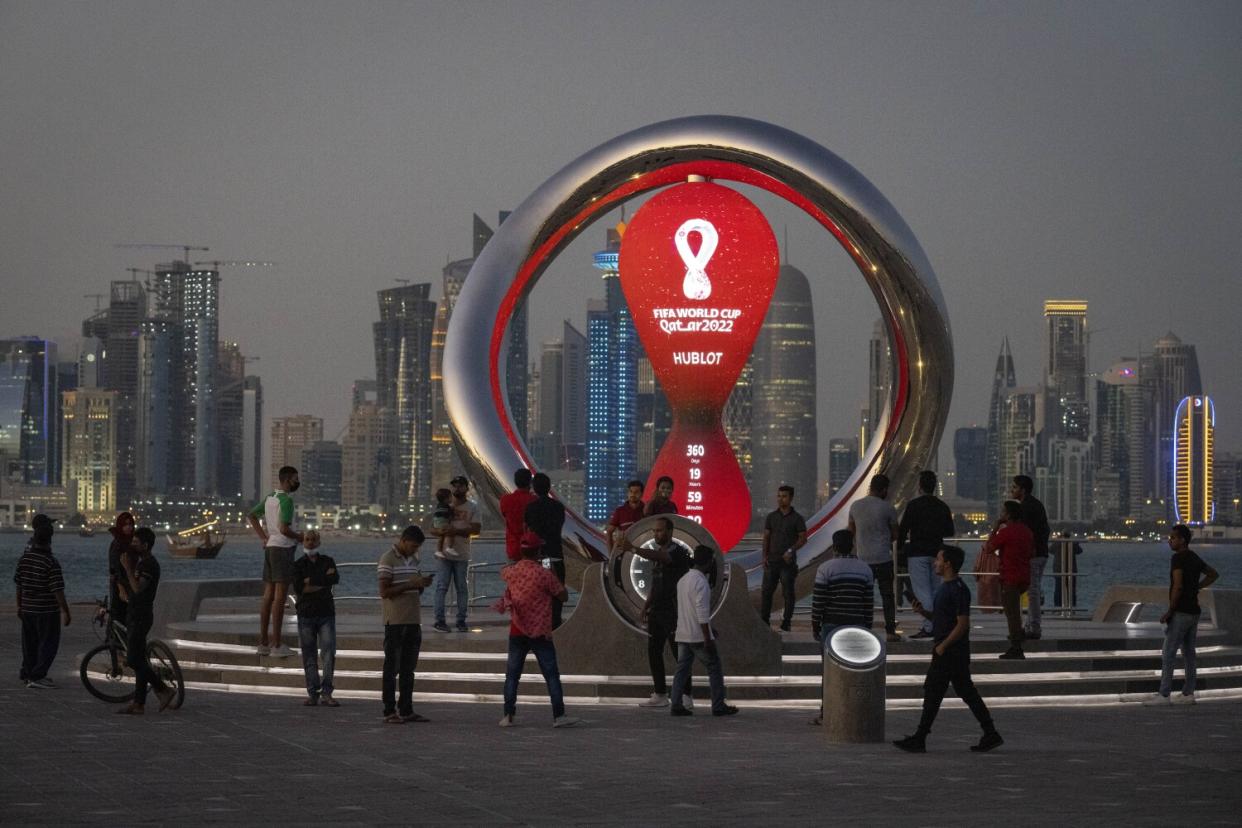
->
<box><xmin>61</xmin><ymin>388</ymin><xmax>116</xmax><ymax>519</ymax></box>
<box><xmin>242</xmin><ymin>375</ymin><xmax>263</xmax><ymax>505</ymax></box>
<box><xmin>1043</xmin><ymin>300</ymin><xmax>1089</xmax><ymax>440</ymax></box>
<box><xmin>751</xmin><ymin>264</ymin><xmax>817</xmax><ymax>525</ymax></box>
<box><xmin>374</xmin><ymin>283</ymin><xmax>436</xmax><ymax>507</ymax></box>
<box><xmin>984</xmin><ymin>339</ymin><xmax>1017</xmax><ymax>515</ymax></box>
<box><xmin>828</xmin><ymin>437</ymin><xmax>859</xmax><ymax>498</ymax></box>
<box><xmin>342</xmin><ymin>400</ymin><xmax>391</xmax><ymax>510</ymax></box>
<box><xmin>864</xmin><ymin>319</ymin><xmax>891</xmax><ymax>449</ymax></box>
<box><xmin>1144</xmin><ymin>333</ymin><xmax>1202</xmax><ymax>518</ymax></box>
<box><xmin>300</xmin><ymin>439</ymin><xmax>343</xmax><ymax>506</ymax></box>
<box><xmin>585</xmin><ymin>225</ymin><xmax>637</xmax><ymax>521</ymax></box>
<box><xmin>270</xmin><ymin>415</ymin><xmax>324</xmax><ymax>493</ymax></box>
<box><xmin>1094</xmin><ymin>359</ymin><xmax>1151</xmax><ymax>520</ymax></box>
<box><xmin>953</xmin><ymin>427</ymin><xmax>988</xmax><ymax>501</ymax></box>
<box><xmin>0</xmin><ymin>337</ymin><xmax>60</xmax><ymax>486</ymax></box>
<box><xmin>1174</xmin><ymin>395</ymin><xmax>1214</xmax><ymax>525</ymax></box>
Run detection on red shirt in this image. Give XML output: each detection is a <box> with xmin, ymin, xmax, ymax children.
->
<box><xmin>645</xmin><ymin>498</ymin><xmax>678</xmax><ymax>516</ymax></box>
<box><xmin>502</xmin><ymin>559</ymin><xmax>562</xmax><ymax>638</ymax></box>
<box><xmin>989</xmin><ymin>522</ymin><xmax>1034</xmax><ymax>588</ymax></box>
<box><xmin>608</xmin><ymin>502</ymin><xmax>645</xmax><ymax>533</ymax></box>
<box><xmin>499</xmin><ymin>490</ymin><xmax>538</xmax><ymax>561</ymax></box>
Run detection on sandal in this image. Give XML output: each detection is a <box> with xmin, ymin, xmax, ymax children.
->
<box><xmin>321</xmin><ymin>696</ymin><xmax>340</xmax><ymax>707</ymax></box>
<box><xmin>401</xmin><ymin>712</ymin><xmax>430</xmax><ymax>723</ymax></box>
<box><xmin>383</xmin><ymin>713</ymin><xmax>404</xmax><ymax>724</ymax></box>
<box><xmin>304</xmin><ymin>697</ymin><xmax>319</xmax><ymax>706</ymax></box>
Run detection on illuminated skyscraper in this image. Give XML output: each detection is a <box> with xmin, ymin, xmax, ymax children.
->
<box><xmin>864</xmin><ymin>319</ymin><xmax>890</xmax><ymax>448</ymax></box>
<box><xmin>723</xmin><ymin>356</ymin><xmax>753</xmax><ymax>487</ymax></box>
<box><xmin>984</xmin><ymin>339</ymin><xmax>1017</xmax><ymax>515</ymax></box>
<box><xmin>374</xmin><ymin>283</ymin><xmax>436</xmax><ymax>507</ymax></box>
<box><xmin>0</xmin><ymin>337</ymin><xmax>59</xmax><ymax>486</ymax></box>
<box><xmin>61</xmin><ymin>388</ymin><xmax>116</xmax><ymax>519</ymax></box>
<box><xmin>1094</xmin><ymin>359</ymin><xmax>1150</xmax><ymax>520</ymax></box>
<box><xmin>300</xmin><ymin>440</ymin><xmax>343</xmax><ymax>506</ymax></box>
<box><xmin>585</xmin><ymin>225</ymin><xmax>637</xmax><ymax>521</ymax></box>
<box><xmin>1174</xmin><ymin>395</ymin><xmax>1214</xmax><ymax>525</ymax></box>
<box><xmin>81</xmin><ymin>280</ymin><xmax>145</xmax><ymax>502</ymax></box>
<box><xmin>242</xmin><ymin>376</ymin><xmax>263</xmax><ymax>505</ymax></box>
<box><xmin>215</xmin><ymin>341</ymin><xmax>246</xmax><ymax>499</ymax></box>
<box><xmin>752</xmin><ymin>264</ymin><xmax>817</xmax><ymax>524</ymax></box>
<box><xmin>1144</xmin><ymin>333</ymin><xmax>1202</xmax><ymax>517</ymax></box>
<box><xmin>827</xmin><ymin>437</ymin><xmax>859</xmax><ymax>498</ymax></box>
<box><xmin>1043</xmin><ymin>300</ymin><xmax>1089</xmax><ymax>440</ymax></box>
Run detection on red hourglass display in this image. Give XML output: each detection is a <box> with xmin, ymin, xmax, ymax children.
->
<box><xmin>619</xmin><ymin>181</ymin><xmax>780</xmax><ymax>551</ymax></box>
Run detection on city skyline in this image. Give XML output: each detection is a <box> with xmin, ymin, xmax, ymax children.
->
<box><xmin>2</xmin><ymin>2</ymin><xmax>1240</xmax><ymax>482</ymax></box>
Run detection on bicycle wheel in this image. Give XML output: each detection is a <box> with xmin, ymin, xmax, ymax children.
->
<box><xmin>147</xmin><ymin>640</ymin><xmax>185</xmax><ymax>710</ymax></box>
<box><xmin>80</xmin><ymin>643</ymin><xmax>135</xmax><ymax>703</ymax></box>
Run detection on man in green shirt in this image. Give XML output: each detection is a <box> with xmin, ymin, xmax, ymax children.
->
<box><xmin>248</xmin><ymin>466</ymin><xmax>305</xmax><ymax>657</ymax></box>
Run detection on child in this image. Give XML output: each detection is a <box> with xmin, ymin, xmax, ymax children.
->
<box><xmin>432</xmin><ymin>488</ymin><xmax>453</xmax><ymax>554</ymax></box>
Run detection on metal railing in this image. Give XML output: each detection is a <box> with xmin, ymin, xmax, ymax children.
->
<box><xmin>285</xmin><ymin>560</ymin><xmax>544</xmax><ymax>611</ymax></box>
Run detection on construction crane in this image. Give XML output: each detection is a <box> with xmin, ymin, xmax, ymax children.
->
<box><xmin>114</xmin><ymin>243</ymin><xmax>209</xmax><ymax>262</ymax></box>
<box><xmin>83</xmin><ymin>293</ymin><xmax>106</xmax><ymax>312</ymax></box>
<box><xmin>193</xmin><ymin>260</ymin><xmax>276</xmax><ymax>269</ymax></box>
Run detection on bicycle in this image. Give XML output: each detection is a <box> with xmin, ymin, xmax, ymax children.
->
<box><xmin>79</xmin><ymin>598</ymin><xmax>185</xmax><ymax>708</ymax></box>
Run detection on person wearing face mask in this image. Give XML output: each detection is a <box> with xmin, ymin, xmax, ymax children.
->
<box><xmin>248</xmin><ymin>465</ymin><xmax>305</xmax><ymax>658</ymax></box>
<box><xmin>291</xmin><ymin>530</ymin><xmax>339</xmax><ymax>707</ymax></box>
<box><xmin>106</xmin><ymin>511</ymin><xmax>138</xmax><ymax>639</ymax></box>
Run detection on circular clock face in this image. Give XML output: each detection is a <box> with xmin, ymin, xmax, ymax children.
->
<box><xmin>827</xmin><ymin>627</ymin><xmax>884</xmax><ymax>668</ymax></box>
<box><xmin>627</xmin><ymin>536</ymin><xmax>695</xmax><ymax>602</ymax></box>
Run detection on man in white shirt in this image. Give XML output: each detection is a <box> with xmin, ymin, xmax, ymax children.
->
<box><xmin>848</xmin><ymin>473</ymin><xmax>901</xmax><ymax>642</ymax></box>
<box><xmin>670</xmin><ymin>546</ymin><xmax>738</xmax><ymax>718</ymax></box>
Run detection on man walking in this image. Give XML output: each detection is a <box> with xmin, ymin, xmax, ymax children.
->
<box><xmin>1011</xmin><ymin>475</ymin><xmax>1050</xmax><ymax>639</ymax></box>
<box><xmin>524</xmin><ymin>472</ymin><xmax>568</xmax><ymax>628</ymax></box>
<box><xmin>499</xmin><ymin>468</ymin><xmax>537</xmax><ymax>562</ymax></box>
<box><xmin>670</xmin><ymin>545</ymin><xmax>738</xmax><ymax>718</ymax></box>
<box><xmin>898</xmin><ymin>471</ymin><xmax>956</xmax><ymax>640</ymax></box>
<box><xmin>982</xmin><ymin>500</ymin><xmax>1033</xmax><ymax>659</ymax></box>
<box><xmin>809</xmin><ymin>529</ymin><xmax>873</xmax><ymax>726</ymax></box>
<box><xmin>760</xmin><ymin>485</ymin><xmax>808</xmax><ymax>632</ymax></box>
<box><xmin>1144</xmin><ymin>525</ymin><xmax>1219</xmax><ymax>705</ymax></box>
<box><xmin>378</xmin><ymin>526</ymin><xmax>434</xmax><ymax>723</ymax></box>
<box><xmin>498</xmin><ymin>531</ymin><xmax>582</xmax><ymax>729</ymax></box>
<box><xmin>848</xmin><ymin>474</ymin><xmax>901</xmax><ymax>641</ymax></box>
<box><xmin>292</xmin><ymin>530</ymin><xmax>339</xmax><ymax>707</ymax></box>
<box><xmin>619</xmin><ymin>517</ymin><xmax>694</xmax><ymax>708</ymax></box>
<box><xmin>247</xmin><ymin>465</ymin><xmax>304</xmax><ymax>657</ymax></box>
<box><xmin>115</xmin><ymin>527</ymin><xmax>176</xmax><ymax>714</ymax></box>
<box><xmin>433</xmin><ymin>475</ymin><xmax>480</xmax><ymax>633</ymax></box>
<box><xmin>893</xmin><ymin>545</ymin><xmax>1003</xmax><ymax>753</ymax></box>
<box><xmin>14</xmin><ymin>514</ymin><xmax>70</xmax><ymax>688</ymax></box>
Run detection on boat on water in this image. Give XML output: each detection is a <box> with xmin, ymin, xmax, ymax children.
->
<box><xmin>167</xmin><ymin>521</ymin><xmax>226</xmax><ymax>559</ymax></box>
<box><xmin>78</xmin><ymin>526</ymin><xmax>96</xmax><ymax>538</ymax></box>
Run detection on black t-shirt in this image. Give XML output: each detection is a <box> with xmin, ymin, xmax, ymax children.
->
<box><xmin>931</xmin><ymin>577</ymin><xmax>971</xmax><ymax>646</ymax></box>
<box><xmin>649</xmin><ymin>544</ymin><xmax>691</xmax><ymax>618</ymax></box>
<box><xmin>524</xmin><ymin>496</ymin><xmax>565</xmax><ymax>560</ymax></box>
<box><xmin>764</xmin><ymin>508</ymin><xmax>807</xmax><ymax>563</ymax></box>
<box><xmin>1170</xmin><ymin>550</ymin><xmax>1208</xmax><ymax>614</ymax></box>
<box><xmin>127</xmin><ymin>555</ymin><xmax>161</xmax><ymax>615</ymax></box>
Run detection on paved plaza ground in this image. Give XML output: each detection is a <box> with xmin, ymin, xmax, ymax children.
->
<box><xmin>2</xmin><ymin>605</ymin><xmax>1240</xmax><ymax>826</ymax></box>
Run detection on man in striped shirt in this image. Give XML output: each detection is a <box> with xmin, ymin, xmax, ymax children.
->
<box><xmin>14</xmin><ymin>514</ymin><xmax>71</xmax><ymax>688</ymax></box>
<box><xmin>809</xmin><ymin>530</ymin><xmax>873</xmax><ymax>726</ymax></box>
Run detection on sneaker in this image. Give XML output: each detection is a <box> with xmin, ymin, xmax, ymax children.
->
<box><xmin>910</xmin><ymin>630</ymin><xmax>934</xmax><ymax>640</ymax></box>
<box><xmin>893</xmin><ymin>734</ymin><xmax>927</xmax><ymax>753</ymax></box>
<box><xmin>670</xmin><ymin>706</ymin><xmax>693</xmax><ymax>717</ymax></box>
<box><xmin>682</xmin><ymin>694</ymin><xmax>694</xmax><ymax>710</ymax></box>
<box><xmin>886</xmin><ymin>632</ymin><xmax>904</xmax><ymax>643</ymax></box>
<box><xmin>998</xmin><ymin>647</ymin><xmax>1025</xmax><ymax>660</ymax></box>
<box><xmin>433</xmin><ymin>622</ymin><xmax>451</xmax><ymax>633</ymax></box>
<box><xmin>454</xmin><ymin>623</ymin><xmax>469</xmax><ymax>633</ymax></box>
<box><xmin>712</xmin><ymin>705</ymin><xmax>740</xmax><ymax>717</ymax></box>
<box><xmin>256</xmin><ymin>644</ymin><xmax>270</xmax><ymax>656</ymax></box>
<box><xmin>1142</xmin><ymin>693</ymin><xmax>1171</xmax><ymax>706</ymax></box>
<box><xmin>1173</xmin><ymin>692</ymin><xmax>1197</xmax><ymax>705</ymax></box>
<box><xmin>552</xmin><ymin>715</ymin><xmax>582</xmax><ymax>728</ymax></box>
<box><xmin>270</xmin><ymin>644</ymin><xmax>294</xmax><ymax>658</ymax></box>
<box><xmin>401</xmin><ymin>712</ymin><xmax>431</xmax><ymax>723</ymax></box>
<box><xmin>498</xmin><ymin>714</ymin><xmax>516</xmax><ymax>727</ymax></box>
<box><xmin>970</xmin><ymin>731</ymin><xmax>1004</xmax><ymax>752</ymax></box>
<box><xmin>639</xmin><ymin>692</ymin><xmax>669</xmax><ymax>708</ymax></box>
<box><xmin>26</xmin><ymin>677</ymin><xmax>56</xmax><ymax>689</ymax></box>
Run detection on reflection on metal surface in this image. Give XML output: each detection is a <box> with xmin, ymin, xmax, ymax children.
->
<box><xmin>442</xmin><ymin>115</ymin><xmax>952</xmax><ymax>573</ymax></box>
<box><xmin>827</xmin><ymin>627</ymin><xmax>885</xmax><ymax>669</ymax></box>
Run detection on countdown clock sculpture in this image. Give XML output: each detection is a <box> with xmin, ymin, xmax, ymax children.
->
<box><xmin>442</xmin><ymin>115</ymin><xmax>953</xmax><ymax>567</ymax></box>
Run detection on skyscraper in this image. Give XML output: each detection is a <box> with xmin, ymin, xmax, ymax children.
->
<box><xmin>341</xmin><ymin>400</ymin><xmax>391</xmax><ymax>510</ymax></box>
<box><xmin>86</xmin><ymin>280</ymin><xmax>146</xmax><ymax>503</ymax></box>
<box><xmin>215</xmin><ymin>341</ymin><xmax>246</xmax><ymax>499</ymax></box>
<box><xmin>723</xmin><ymin>356</ymin><xmax>754</xmax><ymax>488</ymax></box>
<box><xmin>61</xmin><ymin>388</ymin><xmax>117</xmax><ymax>519</ymax></box>
<box><xmin>953</xmin><ymin>426</ymin><xmax>988</xmax><ymax>501</ymax></box>
<box><xmin>561</xmin><ymin>321</ymin><xmax>587</xmax><ymax>469</ymax></box>
<box><xmin>0</xmin><ymin>337</ymin><xmax>59</xmax><ymax>486</ymax></box>
<box><xmin>827</xmin><ymin>437</ymin><xmax>859</xmax><ymax>498</ymax></box>
<box><xmin>300</xmin><ymin>440</ymin><xmax>343</xmax><ymax>506</ymax></box>
<box><xmin>242</xmin><ymin>375</ymin><xmax>263</xmax><ymax>505</ymax></box>
<box><xmin>865</xmin><ymin>318</ymin><xmax>891</xmax><ymax>448</ymax></box>
<box><xmin>1146</xmin><ymin>333</ymin><xmax>1203</xmax><ymax>517</ymax></box>
<box><xmin>1094</xmin><ymin>359</ymin><xmax>1149</xmax><ymax>520</ymax></box>
<box><xmin>585</xmin><ymin>225</ymin><xmax>637</xmax><ymax>521</ymax></box>
<box><xmin>998</xmin><ymin>387</ymin><xmax>1039</xmax><ymax>499</ymax></box>
<box><xmin>984</xmin><ymin>339</ymin><xmax>1017</xmax><ymax>515</ymax></box>
<box><xmin>1043</xmin><ymin>300</ymin><xmax>1089</xmax><ymax>439</ymax></box>
<box><xmin>751</xmin><ymin>264</ymin><xmax>817</xmax><ymax>524</ymax></box>
<box><xmin>1174</xmin><ymin>395</ymin><xmax>1214</xmax><ymax>525</ymax></box>
<box><xmin>634</xmin><ymin>354</ymin><xmax>671</xmax><ymax>480</ymax></box>
<box><xmin>136</xmin><ymin>275</ymin><xmax>180</xmax><ymax>496</ymax></box>
<box><xmin>374</xmin><ymin>283</ymin><xmax>436</xmax><ymax>508</ymax></box>
<box><xmin>270</xmin><ymin>415</ymin><xmax>324</xmax><ymax>490</ymax></box>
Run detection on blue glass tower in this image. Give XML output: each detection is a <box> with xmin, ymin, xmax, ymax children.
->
<box><xmin>585</xmin><ymin>225</ymin><xmax>637</xmax><ymax>522</ymax></box>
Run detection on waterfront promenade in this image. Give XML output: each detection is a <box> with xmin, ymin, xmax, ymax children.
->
<box><xmin>3</xmin><ymin>605</ymin><xmax>1240</xmax><ymax>825</ymax></box>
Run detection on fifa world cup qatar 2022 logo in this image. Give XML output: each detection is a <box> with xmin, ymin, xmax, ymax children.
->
<box><xmin>620</xmin><ymin>181</ymin><xmax>780</xmax><ymax>551</ymax></box>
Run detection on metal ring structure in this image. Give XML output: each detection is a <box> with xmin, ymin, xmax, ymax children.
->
<box><xmin>443</xmin><ymin>115</ymin><xmax>952</xmax><ymax>576</ymax></box>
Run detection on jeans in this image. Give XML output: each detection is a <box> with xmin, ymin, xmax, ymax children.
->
<box><xmin>760</xmin><ymin>559</ymin><xmax>796</xmax><ymax>627</ymax></box>
<box><xmin>647</xmin><ymin>613</ymin><xmax>691</xmax><ymax>696</ymax></box>
<box><xmin>382</xmin><ymin>623</ymin><xmax>422</xmax><ymax>716</ymax></box>
<box><xmin>434</xmin><ymin>558</ymin><xmax>469</xmax><ymax>626</ymax></box>
<box><xmin>907</xmin><ymin>556</ymin><xmax>939</xmax><ymax>634</ymax></box>
<box><xmin>1159</xmin><ymin>611</ymin><xmax>1200</xmax><ymax>697</ymax></box>
<box><xmin>671</xmin><ymin>642</ymin><xmax>727</xmax><ymax>713</ymax></box>
<box><xmin>125</xmin><ymin>611</ymin><xmax>164</xmax><ymax>705</ymax></box>
<box><xmin>1000</xmin><ymin>585</ymin><xmax>1026</xmax><ymax>646</ymax></box>
<box><xmin>503</xmin><ymin>635</ymin><xmax>566</xmax><ymax>719</ymax></box>
<box><xmin>18</xmin><ymin>611</ymin><xmax>60</xmax><ymax>682</ymax></box>
<box><xmin>1026</xmin><ymin>556</ymin><xmax>1047</xmax><ymax>633</ymax></box>
<box><xmin>916</xmin><ymin>643</ymin><xmax>995</xmax><ymax>736</ymax></box>
<box><xmin>550</xmin><ymin>559</ymin><xmax>566</xmax><ymax>629</ymax></box>
<box><xmin>869</xmin><ymin>561</ymin><xmax>897</xmax><ymax>634</ymax></box>
<box><xmin>297</xmin><ymin>615</ymin><xmax>337</xmax><ymax>699</ymax></box>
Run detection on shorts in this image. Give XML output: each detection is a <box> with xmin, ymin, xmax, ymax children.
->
<box><xmin>263</xmin><ymin>546</ymin><xmax>296</xmax><ymax>585</ymax></box>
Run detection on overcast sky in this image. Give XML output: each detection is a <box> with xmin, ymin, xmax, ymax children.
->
<box><xmin>2</xmin><ymin>1</ymin><xmax>1240</xmax><ymax>478</ymax></box>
